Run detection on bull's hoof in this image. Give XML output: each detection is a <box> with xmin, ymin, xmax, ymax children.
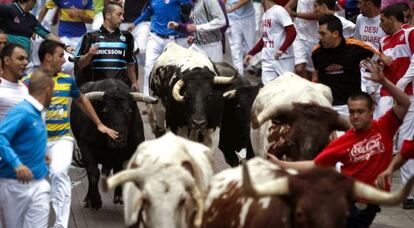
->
<box><xmin>113</xmin><ymin>195</ymin><xmax>123</xmax><ymax>204</ymax></box>
<box><xmin>90</xmin><ymin>200</ymin><xmax>103</xmax><ymax>209</ymax></box>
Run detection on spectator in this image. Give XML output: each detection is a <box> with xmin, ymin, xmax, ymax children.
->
<box><xmin>0</xmin><ymin>69</ymin><xmax>55</xmax><ymax>228</ymax></box>
<box><xmin>23</xmin><ymin>40</ymin><xmax>118</xmax><ymax>228</ymax></box>
<box><xmin>354</xmin><ymin>0</ymin><xmax>385</xmax><ymax>50</ymax></box>
<box><xmin>268</xmin><ymin>58</ymin><xmax>411</xmax><ymax>228</ymax></box>
<box><xmin>75</xmin><ymin>2</ymin><xmax>139</xmax><ymax>90</ymax></box>
<box><xmin>313</xmin><ymin>0</ymin><xmax>356</xmax><ymax>38</ymax></box>
<box><xmin>285</xmin><ymin>0</ymin><xmax>320</xmax><ymax>79</ymax></box>
<box><xmin>226</xmin><ymin>0</ymin><xmax>256</xmax><ymax>75</ymax></box>
<box><xmin>187</xmin><ymin>0</ymin><xmax>227</xmax><ymax>62</ymax></box>
<box><xmin>312</xmin><ymin>14</ymin><xmax>377</xmax><ymax>116</ymax></box>
<box><xmin>0</xmin><ymin>43</ymin><xmax>29</xmax><ymax>122</ymax></box>
<box><xmin>376</xmin><ymin>4</ymin><xmax>414</xmax><ymax>209</ymax></box>
<box><xmin>244</xmin><ymin>0</ymin><xmax>296</xmax><ymax>85</ymax></box>
<box><xmin>127</xmin><ymin>0</ymin><xmax>190</xmax><ymax>95</ymax></box>
<box><xmin>0</xmin><ymin>0</ymin><xmax>74</xmax><ymax>62</ymax></box>
<box><xmin>38</xmin><ymin>0</ymin><xmax>95</xmax><ymax>76</ymax></box>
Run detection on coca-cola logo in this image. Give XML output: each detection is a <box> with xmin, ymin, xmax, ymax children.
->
<box><xmin>348</xmin><ymin>134</ymin><xmax>385</xmax><ymax>162</ymax></box>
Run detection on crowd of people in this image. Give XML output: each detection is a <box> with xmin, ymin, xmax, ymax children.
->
<box><xmin>1</xmin><ymin>0</ymin><xmax>414</xmax><ymax>227</ymax></box>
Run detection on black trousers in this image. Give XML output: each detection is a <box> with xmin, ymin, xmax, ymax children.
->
<box><xmin>346</xmin><ymin>203</ymin><xmax>381</xmax><ymax>228</ymax></box>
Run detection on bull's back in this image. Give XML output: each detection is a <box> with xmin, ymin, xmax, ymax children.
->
<box><xmin>203</xmin><ymin>158</ymin><xmax>291</xmax><ymax>228</ymax></box>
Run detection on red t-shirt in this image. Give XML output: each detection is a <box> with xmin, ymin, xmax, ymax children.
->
<box><xmin>315</xmin><ymin>110</ymin><xmax>401</xmax><ymax>190</ymax></box>
<box><xmin>401</xmin><ymin>139</ymin><xmax>414</xmax><ymax>160</ymax></box>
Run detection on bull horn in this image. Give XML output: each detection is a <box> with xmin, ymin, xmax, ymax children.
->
<box><xmin>223</xmin><ymin>89</ymin><xmax>236</xmax><ymax>99</ymax></box>
<box><xmin>353</xmin><ymin>176</ymin><xmax>414</xmax><ymax>205</ymax></box>
<box><xmin>130</xmin><ymin>92</ymin><xmax>158</xmax><ymax>104</ymax></box>
<box><xmin>251</xmin><ymin>103</ymin><xmax>294</xmax><ymax>129</ymax></box>
<box><xmin>172</xmin><ymin>79</ymin><xmax>185</xmax><ymax>102</ymax></box>
<box><xmin>84</xmin><ymin>91</ymin><xmax>105</xmax><ymax>101</ymax></box>
<box><xmin>213</xmin><ymin>76</ymin><xmax>234</xmax><ymax>84</ymax></box>
<box><xmin>242</xmin><ymin>161</ymin><xmax>289</xmax><ymax>197</ymax></box>
<box><xmin>102</xmin><ymin>169</ymin><xmax>143</xmax><ymax>192</ymax></box>
<box><xmin>191</xmin><ymin>185</ymin><xmax>204</xmax><ymax>228</ymax></box>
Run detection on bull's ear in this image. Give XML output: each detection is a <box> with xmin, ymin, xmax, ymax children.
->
<box><xmin>182</xmin><ymin>160</ymin><xmax>195</xmax><ymax>177</ymax></box>
<box><xmin>271</xmin><ymin>108</ymin><xmax>295</xmax><ymax>124</ymax></box>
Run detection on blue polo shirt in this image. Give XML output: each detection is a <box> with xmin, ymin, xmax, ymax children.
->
<box><xmin>0</xmin><ymin>97</ymin><xmax>48</xmax><ymax>180</ymax></box>
<box><xmin>133</xmin><ymin>0</ymin><xmax>191</xmax><ymax>36</ymax></box>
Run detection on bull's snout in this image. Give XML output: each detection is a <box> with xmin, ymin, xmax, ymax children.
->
<box><xmin>192</xmin><ymin>119</ymin><xmax>207</xmax><ymax>129</ymax></box>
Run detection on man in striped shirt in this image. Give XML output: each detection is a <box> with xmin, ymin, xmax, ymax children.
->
<box><xmin>24</xmin><ymin>40</ymin><xmax>118</xmax><ymax>228</ymax></box>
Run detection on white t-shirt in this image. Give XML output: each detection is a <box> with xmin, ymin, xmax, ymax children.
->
<box><xmin>354</xmin><ymin>14</ymin><xmax>385</xmax><ymax>50</ymax></box>
<box><xmin>0</xmin><ymin>77</ymin><xmax>29</xmax><ymax>122</ymax></box>
<box><xmin>262</xmin><ymin>5</ymin><xmax>294</xmax><ymax>60</ymax></box>
<box><xmin>335</xmin><ymin>13</ymin><xmax>356</xmax><ymax>39</ymax></box>
<box><xmin>295</xmin><ymin>0</ymin><xmax>319</xmax><ymax>42</ymax></box>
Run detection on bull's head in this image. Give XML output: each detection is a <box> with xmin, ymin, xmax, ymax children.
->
<box><xmin>254</xmin><ymin>103</ymin><xmax>350</xmax><ymax>160</ymax></box>
<box><xmin>171</xmin><ymin>68</ymin><xmax>234</xmax><ymax>140</ymax></box>
<box><xmin>102</xmin><ymin>163</ymin><xmax>203</xmax><ymax>228</ymax></box>
<box><xmin>84</xmin><ymin>90</ymin><xmax>157</xmax><ymax>149</ymax></box>
<box><xmin>242</xmin><ymin>162</ymin><xmax>414</xmax><ymax>228</ymax></box>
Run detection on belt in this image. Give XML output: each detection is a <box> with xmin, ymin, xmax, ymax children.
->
<box><xmin>154</xmin><ymin>33</ymin><xmax>183</xmax><ymax>39</ymax></box>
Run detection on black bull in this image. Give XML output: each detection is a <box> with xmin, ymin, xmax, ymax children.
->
<box><xmin>70</xmin><ymin>79</ymin><xmax>155</xmax><ymax>209</ymax></box>
<box><xmin>150</xmin><ymin>62</ymin><xmax>259</xmax><ymax>166</ymax></box>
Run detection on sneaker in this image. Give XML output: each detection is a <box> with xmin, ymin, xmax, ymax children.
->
<box><xmin>403</xmin><ymin>198</ymin><xmax>414</xmax><ymax>209</ymax></box>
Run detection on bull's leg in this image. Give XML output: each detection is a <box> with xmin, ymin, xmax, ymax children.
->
<box><xmin>112</xmin><ymin>165</ymin><xmax>123</xmax><ymax>204</ymax></box>
<box><xmin>246</xmin><ymin>141</ymin><xmax>255</xmax><ymax>159</ymax></box>
<box><xmin>83</xmin><ymin>163</ymin><xmax>102</xmax><ymax>209</ymax></box>
<box><xmin>221</xmin><ymin>146</ymin><xmax>240</xmax><ymax>167</ymax></box>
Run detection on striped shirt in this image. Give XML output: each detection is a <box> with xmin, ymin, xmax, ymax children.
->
<box><xmin>23</xmin><ymin>72</ymin><xmax>81</xmax><ymax>141</ymax></box>
<box><xmin>75</xmin><ymin>26</ymin><xmax>135</xmax><ymax>85</ymax></box>
<box><xmin>191</xmin><ymin>0</ymin><xmax>226</xmax><ymax>45</ymax></box>
<box><xmin>46</xmin><ymin>0</ymin><xmax>95</xmax><ymax>38</ymax></box>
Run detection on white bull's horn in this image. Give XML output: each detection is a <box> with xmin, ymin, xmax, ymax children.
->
<box><xmin>242</xmin><ymin>161</ymin><xmax>289</xmax><ymax>197</ymax></box>
<box><xmin>191</xmin><ymin>186</ymin><xmax>204</xmax><ymax>228</ymax></box>
<box><xmin>102</xmin><ymin>169</ymin><xmax>143</xmax><ymax>192</ymax></box>
<box><xmin>130</xmin><ymin>92</ymin><xmax>158</xmax><ymax>104</ymax></box>
<box><xmin>223</xmin><ymin>89</ymin><xmax>236</xmax><ymax>99</ymax></box>
<box><xmin>172</xmin><ymin>79</ymin><xmax>185</xmax><ymax>102</ymax></box>
<box><xmin>251</xmin><ymin>103</ymin><xmax>294</xmax><ymax>129</ymax></box>
<box><xmin>84</xmin><ymin>91</ymin><xmax>105</xmax><ymax>101</ymax></box>
<box><xmin>213</xmin><ymin>76</ymin><xmax>235</xmax><ymax>84</ymax></box>
<box><xmin>353</xmin><ymin>176</ymin><xmax>414</xmax><ymax>205</ymax></box>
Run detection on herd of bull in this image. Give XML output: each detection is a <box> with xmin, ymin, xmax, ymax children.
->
<box><xmin>69</xmin><ymin>43</ymin><xmax>414</xmax><ymax>228</ymax></box>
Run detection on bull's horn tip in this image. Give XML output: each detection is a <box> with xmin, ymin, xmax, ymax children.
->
<box><xmin>101</xmin><ymin>177</ymin><xmax>110</xmax><ymax>192</ymax></box>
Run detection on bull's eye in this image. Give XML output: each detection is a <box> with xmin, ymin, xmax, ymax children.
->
<box><xmin>102</xmin><ymin>108</ymin><xmax>108</xmax><ymax>113</ymax></box>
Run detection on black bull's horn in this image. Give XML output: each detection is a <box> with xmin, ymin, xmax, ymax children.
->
<box><xmin>83</xmin><ymin>91</ymin><xmax>158</xmax><ymax>104</ymax></box>
<box><xmin>172</xmin><ymin>76</ymin><xmax>235</xmax><ymax>102</ymax></box>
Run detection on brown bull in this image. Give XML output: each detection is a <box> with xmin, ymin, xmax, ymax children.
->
<box><xmin>202</xmin><ymin>158</ymin><xmax>414</xmax><ymax>228</ymax></box>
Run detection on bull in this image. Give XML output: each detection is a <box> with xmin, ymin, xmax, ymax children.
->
<box><xmin>250</xmin><ymin>72</ymin><xmax>350</xmax><ymax>160</ymax></box>
<box><xmin>70</xmin><ymin>79</ymin><xmax>157</xmax><ymax>209</ymax></box>
<box><xmin>149</xmin><ymin>43</ymin><xmax>234</xmax><ymax>150</ymax></box>
<box><xmin>202</xmin><ymin>157</ymin><xmax>414</xmax><ymax>228</ymax></box>
<box><xmin>102</xmin><ymin>132</ymin><xmax>214</xmax><ymax>228</ymax></box>
<box><xmin>214</xmin><ymin>62</ymin><xmax>260</xmax><ymax>166</ymax></box>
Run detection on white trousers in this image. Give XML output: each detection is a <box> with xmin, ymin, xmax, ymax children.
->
<box><xmin>47</xmin><ymin>136</ymin><xmax>74</xmax><ymax>228</ymax></box>
<box><xmin>377</xmin><ymin>96</ymin><xmax>414</xmax><ymax>199</ymax></box>
<box><xmin>261</xmin><ymin>57</ymin><xmax>295</xmax><ymax>85</ymax></box>
<box><xmin>144</xmin><ymin>33</ymin><xmax>187</xmax><ymax>95</ymax></box>
<box><xmin>293</xmin><ymin>38</ymin><xmax>318</xmax><ymax>71</ymax></box>
<box><xmin>189</xmin><ymin>41</ymin><xmax>223</xmax><ymax>63</ymax></box>
<box><xmin>227</xmin><ymin>14</ymin><xmax>256</xmax><ymax>75</ymax></box>
<box><xmin>60</xmin><ymin>36</ymin><xmax>82</xmax><ymax>76</ymax></box>
<box><xmin>0</xmin><ymin>178</ymin><xmax>50</xmax><ymax>228</ymax></box>
<box><xmin>90</xmin><ymin>12</ymin><xmax>103</xmax><ymax>31</ymax></box>
<box><xmin>120</xmin><ymin>22</ymin><xmax>151</xmax><ymax>65</ymax></box>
